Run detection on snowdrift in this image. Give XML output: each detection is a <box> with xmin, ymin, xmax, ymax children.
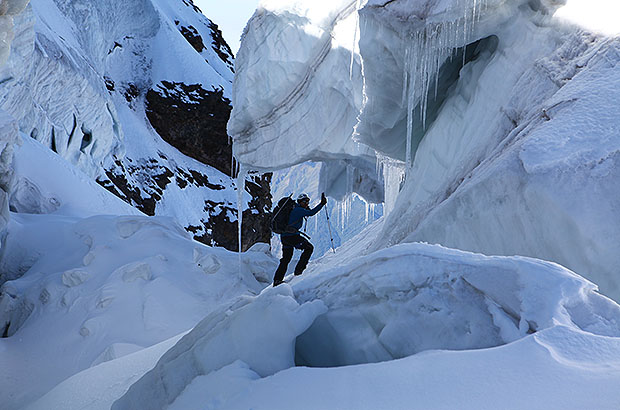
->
<box><xmin>112</xmin><ymin>243</ymin><xmax>620</xmax><ymax>409</ymax></box>
<box><xmin>0</xmin><ymin>213</ymin><xmax>276</xmax><ymax>408</ymax></box>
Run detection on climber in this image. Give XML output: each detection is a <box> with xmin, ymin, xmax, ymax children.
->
<box><xmin>272</xmin><ymin>192</ymin><xmax>327</xmax><ymax>286</ymax></box>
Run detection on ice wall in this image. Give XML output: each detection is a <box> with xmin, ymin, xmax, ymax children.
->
<box><xmin>231</xmin><ymin>0</ymin><xmax>620</xmax><ymax>301</ymax></box>
<box><xmin>0</xmin><ymin>111</ymin><xmax>18</xmax><ymax>233</ymax></box>
<box><xmin>0</xmin><ymin>0</ymin><xmax>30</xmax><ymax>243</ymax></box>
<box><xmin>0</xmin><ymin>0</ymin><xmax>130</xmax><ymax>177</ymax></box>
<box><xmin>0</xmin><ymin>0</ymin><xmax>30</xmax><ymax>65</ymax></box>
<box><xmin>228</xmin><ymin>0</ymin><xmax>382</xmax><ymax>201</ymax></box>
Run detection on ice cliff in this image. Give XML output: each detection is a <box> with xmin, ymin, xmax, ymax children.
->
<box><xmin>229</xmin><ymin>0</ymin><xmax>620</xmax><ymax>301</ymax></box>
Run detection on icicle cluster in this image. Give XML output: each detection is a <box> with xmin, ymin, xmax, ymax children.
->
<box><xmin>402</xmin><ymin>0</ymin><xmax>488</xmax><ymax>169</ymax></box>
<box><xmin>370</xmin><ymin>0</ymin><xmax>488</xmax><ymax>215</ymax></box>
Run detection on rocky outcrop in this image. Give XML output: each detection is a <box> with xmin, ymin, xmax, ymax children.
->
<box><xmin>142</xmin><ymin>80</ymin><xmax>273</xmax><ymax>251</ymax></box>
<box><xmin>98</xmin><ymin>154</ymin><xmax>273</xmax><ymax>252</ymax></box>
<box><xmin>145</xmin><ymin>81</ymin><xmax>234</xmax><ymax>176</ymax></box>
<box><xmin>187</xmin><ymin>172</ymin><xmax>272</xmax><ymax>252</ymax></box>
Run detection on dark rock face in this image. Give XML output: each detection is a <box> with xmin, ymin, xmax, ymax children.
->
<box><xmin>207</xmin><ymin>20</ymin><xmax>235</xmax><ymax>72</ymax></box>
<box><xmin>188</xmin><ymin>172</ymin><xmax>273</xmax><ymax>252</ymax></box>
<box><xmin>98</xmin><ymin>158</ymin><xmax>273</xmax><ymax>252</ymax></box>
<box><xmin>98</xmin><ymin>6</ymin><xmax>268</xmax><ymax>253</ymax></box>
<box><xmin>178</xmin><ymin>24</ymin><xmax>207</xmax><ymax>53</ymax></box>
<box><xmin>145</xmin><ymin>81</ymin><xmax>233</xmax><ymax>176</ymax></box>
<box><xmin>100</xmin><ymin>79</ymin><xmax>274</xmax><ymax>252</ymax></box>
<box><xmin>97</xmin><ymin>155</ymin><xmax>175</xmax><ymax>216</ymax></box>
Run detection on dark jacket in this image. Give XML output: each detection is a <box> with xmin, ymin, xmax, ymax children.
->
<box><xmin>282</xmin><ymin>203</ymin><xmax>324</xmax><ymax>236</ymax></box>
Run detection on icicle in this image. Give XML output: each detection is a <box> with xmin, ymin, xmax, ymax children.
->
<box><xmin>402</xmin><ymin>45</ymin><xmax>410</xmax><ymax>107</ymax></box>
<box><xmin>346</xmin><ymin>194</ymin><xmax>352</xmax><ymax>232</ymax></box>
<box><xmin>376</xmin><ymin>153</ymin><xmax>384</xmax><ymax>181</ymax></box>
<box><xmin>349</xmin><ymin>0</ymin><xmax>362</xmax><ymax>80</ymax></box>
<box><xmin>381</xmin><ymin>155</ymin><xmax>405</xmax><ymax>216</ymax></box>
<box><xmin>405</xmin><ymin>71</ymin><xmax>415</xmax><ymax>169</ymax></box>
<box><xmin>342</xmin><ymin>197</ymin><xmax>346</xmax><ymax>233</ymax></box>
<box><xmin>236</xmin><ymin>164</ymin><xmax>247</xmax><ymax>266</ymax></box>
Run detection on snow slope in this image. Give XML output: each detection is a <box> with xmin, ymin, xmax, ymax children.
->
<box><xmin>112</xmin><ymin>243</ymin><xmax>620</xmax><ymax>409</ymax></box>
<box><xmin>0</xmin><ymin>211</ymin><xmax>276</xmax><ymax>409</ymax></box>
<box><xmin>0</xmin><ymin>0</ymin><xmax>270</xmax><ymax>251</ymax></box>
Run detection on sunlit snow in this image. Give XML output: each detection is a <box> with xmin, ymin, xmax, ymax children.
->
<box><xmin>554</xmin><ymin>0</ymin><xmax>620</xmax><ymax>36</ymax></box>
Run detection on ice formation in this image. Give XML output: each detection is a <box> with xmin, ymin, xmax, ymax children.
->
<box><xmin>228</xmin><ymin>0</ymin><xmax>381</xmax><ymax>202</ymax></box>
<box><xmin>230</xmin><ymin>0</ymin><xmax>620</xmax><ymax>301</ymax></box>
<box><xmin>2</xmin><ymin>0</ymin><xmax>620</xmax><ymax>409</ymax></box>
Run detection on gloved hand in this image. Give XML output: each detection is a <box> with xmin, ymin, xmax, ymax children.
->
<box><xmin>320</xmin><ymin>192</ymin><xmax>327</xmax><ymax>206</ymax></box>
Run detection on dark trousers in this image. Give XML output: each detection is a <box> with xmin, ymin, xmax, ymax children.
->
<box><xmin>273</xmin><ymin>234</ymin><xmax>314</xmax><ymax>284</ymax></box>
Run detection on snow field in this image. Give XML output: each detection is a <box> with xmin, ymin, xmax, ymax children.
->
<box><xmin>0</xmin><ymin>212</ymin><xmax>277</xmax><ymax>409</ymax></box>
<box><xmin>211</xmin><ymin>325</ymin><xmax>620</xmax><ymax>410</ymax></box>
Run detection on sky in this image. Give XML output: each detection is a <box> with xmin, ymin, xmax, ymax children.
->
<box><xmin>554</xmin><ymin>0</ymin><xmax>620</xmax><ymax>36</ymax></box>
<box><xmin>194</xmin><ymin>0</ymin><xmax>261</xmax><ymax>55</ymax></box>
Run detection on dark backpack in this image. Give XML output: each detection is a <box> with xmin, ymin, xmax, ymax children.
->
<box><xmin>271</xmin><ymin>196</ymin><xmax>295</xmax><ymax>234</ymax></box>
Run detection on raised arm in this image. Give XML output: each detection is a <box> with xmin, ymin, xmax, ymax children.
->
<box><xmin>306</xmin><ymin>193</ymin><xmax>327</xmax><ymax>217</ymax></box>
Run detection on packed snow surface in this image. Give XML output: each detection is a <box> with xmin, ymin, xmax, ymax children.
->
<box><xmin>111</xmin><ymin>243</ymin><xmax>620</xmax><ymax>409</ymax></box>
<box><xmin>0</xmin><ymin>212</ymin><xmax>276</xmax><ymax>408</ymax></box>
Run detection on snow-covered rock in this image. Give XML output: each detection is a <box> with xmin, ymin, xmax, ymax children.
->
<box><xmin>0</xmin><ymin>0</ymin><xmax>271</xmax><ymax>251</ymax></box>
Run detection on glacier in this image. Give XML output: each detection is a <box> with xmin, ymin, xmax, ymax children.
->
<box><xmin>112</xmin><ymin>243</ymin><xmax>620</xmax><ymax>409</ymax></box>
<box><xmin>2</xmin><ymin>0</ymin><xmax>620</xmax><ymax>409</ymax></box>
<box><xmin>229</xmin><ymin>0</ymin><xmax>620</xmax><ymax>302</ymax></box>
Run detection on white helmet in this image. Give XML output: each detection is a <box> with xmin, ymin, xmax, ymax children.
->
<box><xmin>297</xmin><ymin>193</ymin><xmax>310</xmax><ymax>202</ymax></box>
